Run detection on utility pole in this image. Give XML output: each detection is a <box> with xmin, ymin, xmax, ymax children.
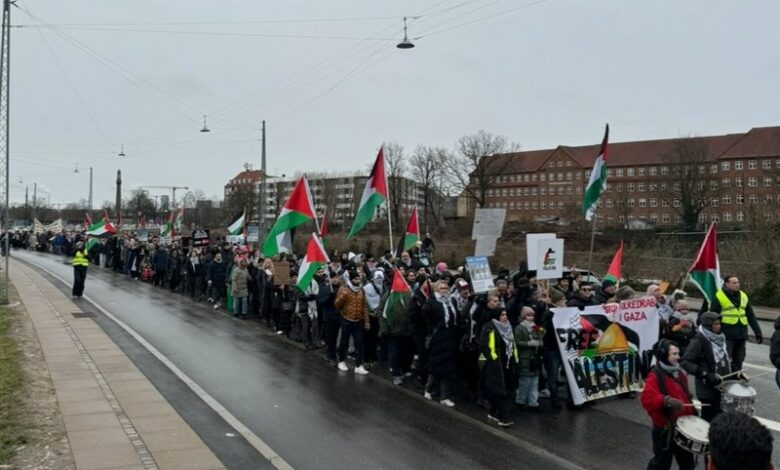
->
<box><xmin>258</xmin><ymin>120</ymin><xmax>267</xmax><ymax>237</ymax></box>
<box><xmin>32</xmin><ymin>182</ymin><xmax>36</xmax><ymax>222</ymax></box>
<box><xmin>88</xmin><ymin>166</ymin><xmax>93</xmax><ymax>210</ymax></box>
<box><xmin>115</xmin><ymin>169</ymin><xmax>122</xmax><ymax>217</ymax></box>
<box><xmin>0</xmin><ymin>0</ymin><xmax>9</xmax><ymax>303</ymax></box>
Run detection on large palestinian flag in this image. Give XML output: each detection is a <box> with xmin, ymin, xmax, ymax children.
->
<box><xmin>297</xmin><ymin>233</ymin><xmax>329</xmax><ymax>292</ymax></box>
<box><xmin>688</xmin><ymin>224</ymin><xmax>722</xmax><ymax>306</ymax></box>
<box><xmin>401</xmin><ymin>207</ymin><xmax>420</xmax><ymax>251</ymax></box>
<box><xmin>86</xmin><ymin>217</ymin><xmax>117</xmax><ymax>237</ymax></box>
<box><xmin>227</xmin><ymin>210</ymin><xmax>246</xmax><ymax>236</ymax></box>
<box><xmin>582</xmin><ymin>124</ymin><xmax>609</xmax><ymax>222</ymax></box>
<box><xmin>348</xmin><ymin>146</ymin><xmax>387</xmax><ymax>238</ymax></box>
<box><xmin>262</xmin><ymin>176</ymin><xmax>317</xmax><ymax>257</ymax></box>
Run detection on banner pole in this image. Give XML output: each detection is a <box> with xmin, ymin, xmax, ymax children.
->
<box><xmin>587</xmin><ymin>213</ymin><xmax>597</xmax><ymax>276</ymax></box>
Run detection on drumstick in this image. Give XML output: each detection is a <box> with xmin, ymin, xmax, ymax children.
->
<box><xmin>719</xmin><ymin>369</ymin><xmax>746</xmax><ymax>380</ymax></box>
<box><xmin>739</xmin><ymin>371</ymin><xmax>773</xmax><ymax>380</ymax></box>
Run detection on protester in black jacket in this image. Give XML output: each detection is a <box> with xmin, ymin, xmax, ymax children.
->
<box><xmin>317</xmin><ymin>274</ymin><xmax>341</xmax><ymax>366</ymax></box>
<box><xmin>567</xmin><ymin>282</ymin><xmax>598</xmax><ymax>309</ymax></box>
<box><xmin>422</xmin><ymin>280</ymin><xmax>458</xmax><ymax>407</ymax></box>
<box><xmin>771</xmin><ymin>316</ymin><xmax>780</xmax><ymax>390</ymax></box>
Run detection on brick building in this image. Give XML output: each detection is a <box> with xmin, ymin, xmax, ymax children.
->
<box><xmin>467</xmin><ymin>126</ymin><xmax>780</xmax><ymax>228</ymax></box>
<box><xmin>224</xmin><ymin>167</ymin><xmax>265</xmax><ymax>199</ymax></box>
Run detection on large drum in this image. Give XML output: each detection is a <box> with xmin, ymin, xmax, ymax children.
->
<box><xmin>674</xmin><ymin>416</ymin><xmax>710</xmax><ymax>455</ymax></box>
<box><xmin>721</xmin><ymin>382</ymin><xmax>757</xmax><ymax>416</ymax></box>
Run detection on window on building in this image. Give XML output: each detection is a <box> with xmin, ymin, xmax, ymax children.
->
<box><xmin>541</xmin><ymin>201</ymin><xmax>547</xmax><ymax>209</ymax></box>
<box><xmin>565</xmin><ymin>160</ymin><xmax>572</xmax><ymax>167</ymax></box>
<box><xmin>557</xmin><ymin>161</ymin><xmax>564</xmax><ymax>168</ymax></box>
<box><xmin>710</xmin><ymin>180</ymin><xmax>718</xmax><ymax>190</ymax></box>
<box><xmin>673</xmin><ymin>199</ymin><xmax>681</xmax><ymax>208</ymax></box>
<box><xmin>557</xmin><ymin>187</ymin><xmax>564</xmax><ymax>195</ymax></box>
<box><xmin>749</xmin><ymin>194</ymin><xmax>758</xmax><ymax>204</ymax></box>
<box><xmin>736</xmin><ymin>211</ymin><xmax>744</xmax><ymax>222</ymax></box>
<box><xmin>540</xmin><ymin>187</ymin><xmax>546</xmax><ymax>195</ymax></box>
<box><xmin>698</xmin><ymin>165</ymin><xmax>706</xmax><ymax>175</ymax></box>
<box><xmin>615</xmin><ymin>183</ymin><xmax>624</xmax><ymax>192</ymax></box>
<box><xmin>650</xmin><ymin>214</ymin><xmax>658</xmax><ymax>222</ymax></box>
<box><xmin>557</xmin><ymin>201</ymin><xmax>564</xmax><ymax>209</ymax></box>
<box><xmin>502</xmin><ymin>188</ymin><xmax>508</xmax><ymax>197</ymax></box>
<box><xmin>566</xmin><ymin>172</ymin><xmax>572</xmax><ymax>180</ymax></box>
<box><xmin>618</xmin><ymin>215</ymin><xmax>625</xmax><ymax>223</ymax></box>
<box><xmin>616</xmin><ymin>168</ymin><xmax>624</xmax><ymax>177</ymax></box>
<box><xmin>736</xmin><ymin>194</ymin><xmax>744</xmax><ymax>205</ymax></box>
<box><xmin>509</xmin><ymin>175</ymin><xmax>515</xmax><ymax>183</ymax></box>
<box><xmin>721</xmin><ymin>161</ymin><xmax>730</xmax><ymax>172</ymax></box>
<box><xmin>735</xmin><ymin>161</ymin><xmax>744</xmax><ymax>170</ymax></box>
<box><xmin>722</xmin><ymin>195</ymin><xmax>731</xmax><ymax>205</ymax></box>
<box><xmin>606</xmin><ymin>199</ymin><xmax>614</xmax><ymax>208</ymax></box>
<box><xmin>765</xmin><ymin>212</ymin><xmax>773</xmax><ymax>221</ymax></box>
<box><xmin>585</xmin><ymin>170</ymin><xmax>591</xmax><ymax>179</ymax></box>
<box><xmin>674</xmin><ymin>214</ymin><xmax>682</xmax><ymax>223</ymax></box>
<box><xmin>510</xmin><ymin>201</ymin><xmax>515</xmax><ymax>209</ymax></box>
<box><xmin>607</xmin><ymin>169</ymin><xmax>613</xmax><ymax>177</ymax></box>
<box><xmin>532</xmin><ymin>202</ymin><xmax>538</xmax><ymax>210</ymax></box>
<box><xmin>627</xmin><ymin>168</ymin><xmax>635</xmax><ymax>176</ymax></box>
<box><xmin>627</xmin><ymin>183</ymin><xmax>635</xmax><ymax>192</ymax></box>
<box><xmin>576</xmin><ymin>187</ymin><xmax>582</xmax><ymax>194</ymax></box>
<box><xmin>661</xmin><ymin>199</ymin><xmax>670</xmax><ymax>207</ymax></box>
<box><xmin>524</xmin><ymin>174</ymin><xmax>530</xmax><ymax>182</ymax></box>
<box><xmin>548</xmin><ymin>161</ymin><xmax>555</xmax><ymax>168</ymax></box>
<box><xmin>639</xmin><ymin>199</ymin><xmax>647</xmax><ymax>208</ymax></box>
<box><xmin>749</xmin><ymin>160</ymin><xmax>757</xmax><ymax>170</ymax></box>
<box><xmin>763</xmin><ymin>159</ymin><xmax>772</xmax><ymax>170</ymax></box>
<box><xmin>661</xmin><ymin>166</ymin><xmax>669</xmax><ymax>175</ymax></box>
<box><xmin>638</xmin><ymin>167</ymin><xmax>645</xmax><ymax>176</ymax></box>
<box><xmin>531</xmin><ymin>188</ymin><xmax>537</xmax><ymax>196</ymax></box>
<box><xmin>532</xmin><ymin>174</ymin><xmax>538</xmax><ymax>182</ymax></box>
<box><xmin>575</xmin><ymin>171</ymin><xmax>582</xmax><ymax>180</ymax></box>
<box><xmin>748</xmin><ymin>177</ymin><xmax>757</xmax><ymax>188</ymax></box>
<box><xmin>648</xmin><ymin>183</ymin><xmax>658</xmax><ymax>192</ymax></box>
<box><xmin>556</xmin><ymin>173</ymin><xmax>563</xmax><ymax>181</ymax></box>
<box><xmin>628</xmin><ymin>199</ymin><xmax>636</xmax><ymax>208</ymax></box>
<box><xmin>638</xmin><ymin>183</ymin><xmax>645</xmax><ymax>192</ymax></box>
<box><xmin>673</xmin><ymin>182</ymin><xmax>681</xmax><ymax>191</ymax></box>
<box><xmin>723</xmin><ymin>212</ymin><xmax>732</xmax><ymax>222</ymax></box>
<box><xmin>487</xmin><ymin>189</ymin><xmax>494</xmax><ymax>197</ymax></box>
<box><xmin>735</xmin><ymin>177</ymin><xmax>743</xmax><ymax>187</ymax></box>
<box><xmin>711</xmin><ymin>198</ymin><xmax>719</xmax><ymax>208</ymax></box>
<box><xmin>711</xmin><ymin>214</ymin><xmax>720</xmax><ymax>223</ymax></box>
<box><xmin>660</xmin><ymin>182</ymin><xmax>668</xmax><ymax>191</ymax></box>
<box><xmin>649</xmin><ymin>167</ymin><xmax>657</xmax><ymax>176</ymax></box>
<box><xmin>662</xmin><ymin>213</ymin><xmax>670</xmax><ymax>223</ymax></box>
<box><xmin>764</xmin><ymin>195</ymin><xmax>772</xmax><ymax>204</ymax></box>
<box><xmin>524</xmin><ymin>188</ymin><xmax>530</xmax><ymax>196</ymax></box>
<box><xmin>650</xmin><ymin>198</ymin><xmax>658</xmax><ymax>208</ymax></box>
<box><xmin>540</xmin><ymin>173</ymin><xmax>546</xmax><ymax>182</ymax></box>
<box><xmin>699</xmin><ymin>213</ymin><xmax>707</xmax><ymax>223</ymax></box>
<box><xmin>710</xmin><ymin>164</ymin><xmax>718</xmax><ymax>174</ymax></box>
<box><xmin>722</xmin><ymin>178</ymin><xmax>731</xmax><ymax>188</ymax></box>
<box><xmin>764</xmin><ymin>176</ymin><xmax>773</xmax><ymax>187</ymax></box>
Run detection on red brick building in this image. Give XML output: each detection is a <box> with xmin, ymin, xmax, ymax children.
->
<box><xmin>468</xmin><ymin>126</ymin><xmax>780</xmax><ymax>228</ymax></box>
<box><xmin>224</xmin><ymin>168</ymin><xmax>265</xmax><ymax>199</ymax></box>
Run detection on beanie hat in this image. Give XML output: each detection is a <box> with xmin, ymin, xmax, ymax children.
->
<box><xmin>699</xmin><ymin>311</ymin><xmax>721</xmax><ymax>330</ymax></box>
<box><xmin>615</xmin><ymin>285</ymin><xmax>635</xmax><ymax>301</ymax></box>
<box><xmin>549</xmin><ymin>288</ymin><xmax>566</xmax><ymax>305</ymax></box>
<box><xmin>436</xmin><ymin>262</ymin><xmax>448</xmax><ymax>273</ymax></box>
<box><xmin>602</xmin><ymin>279</ymin><xmax>617</xmax><ymax>289</ymax></box>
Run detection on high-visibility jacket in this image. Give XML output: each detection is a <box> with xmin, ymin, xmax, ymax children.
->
<box><xmin>72</xmin><ymin>249</ymin><xmax>89</xmax><ymax>267</ymax></box>
<box><xmin>715</xmin><ymin>289</ymin><xmax>749</xmax><ymax>326</ymax></box>
<box><xmin>486</xmin><ymin>328</ymin><xmax>519</xmax><ymax>363</ymax></box>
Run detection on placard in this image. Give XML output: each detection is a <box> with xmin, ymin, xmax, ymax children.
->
<box><xmin>536</xmin><ymin>238</ymin><xmax>564</xmax><ymax>280</ymax></box>
<box><xmin>247</xmin><ymin>225</ymin><xmax>259</xmax><ymax>243</ymax></box>
<box><xmin>526</xmin><ymin>233</ymin><xmax>556</xmax><ymax>270</ymax></box>
<box><xmin>465</xmin><ymin>256</ymin><xmax>495</xmax><ymax>294</ymax></box>
<box><xmin>474</xmin><ymin>236</ymin><xmax>496</xmax><ymax>257</ymax></box>
<box><xmin>273</xmin><ymin>261</ymin><xmax>291</xmax><ymax>286</ymax></box>
<box><xmin>137</xmin><ymin>229</ymin><xmax>149</xmax><ymax>242</ymax></box>
<box><xmin>471</xmin><ymin>208</ymin><xmax>506</xmax><ymax>240</ymax></box>
<box><xmin>191</xmin><ymin>229</ymin><xmax>210</xmax><ymax>247</ymax></box>
<box><xmin>551</xmin><ymin>297</ymin><xmax>660</xmax><ymax>405</ymax></box>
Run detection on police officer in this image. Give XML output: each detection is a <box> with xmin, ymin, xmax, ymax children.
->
<box><xmin>72</xmin><ymin>241</ymin><xmax>89</xmax><ymax>298</ymax></box>
<box><xmin>710</xmin><ymin>275</ymin><xmax>763</xmax><ymax>372</ymax></box>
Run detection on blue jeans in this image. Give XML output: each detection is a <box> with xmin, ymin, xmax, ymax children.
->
<box><xmin>516</xmin><ymin>376</ymin><xmax>539</xmax><ymax>407</ymax></box>
<box><xmin>544</xmin><ymin>349</ymin><xmax>563</xmax><ymax>402</ymax></box>
<box><xmin>338</xmin><ymin>319</ymin><xmax>365</xmax><ymax>367</ymax></box>
<box><xmin>233</xmin><ymin>296</ymin><xmax>248</xmax><ymax>315</ymax></box>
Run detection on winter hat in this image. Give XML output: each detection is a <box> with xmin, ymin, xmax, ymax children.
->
<box><xmin>699</xmin><ymin>311</ymin><xmax>722</xmax><ymax>330</ymax></box>
<box><xmin>653</xmin><ymin>339</ymin><xmax>677</xmax><ymax>365</ymax></box>
<box><xmin>646</xmin><ymin>284</ymin><xmax>660</xmax><ymax>296</ymax></box>
<box><xmin>373</xmin><ymin>271</ymin><xmax>384</xmax><ymax>281</ymax></box>
<box><xmin>456</xmin><ymin>278</ymin><xmax>469</xmax><ymax>290</ymax></box>
<box><xmin>602</xmin><ymin>279</ymin><xmax>617</xmax><ymax>289</ymax></box>
<box><xmin>615</xmin><ymin>285</ymin><xmax>635</xmax><ymax>301</ymax></box>
<box><xmin>436</xmin><ymin>262</ymin><xmax>448</xmax><ymax>273</ymax></box>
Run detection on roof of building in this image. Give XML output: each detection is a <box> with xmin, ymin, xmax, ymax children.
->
<box><xmin>485</xmin><ymin>126</ymin><xmax>780</xmax><ymax>173</ymax></box>
<box><xmin>226</xmin><ymin>169</ymin><xmax>266</xmax><ymax>186</ymax></box>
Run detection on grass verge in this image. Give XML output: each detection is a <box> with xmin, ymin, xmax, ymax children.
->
<box><xmin>0</xmin><ymin>302</ymin><xmax>25</xmax><ymax>463</ymax></box>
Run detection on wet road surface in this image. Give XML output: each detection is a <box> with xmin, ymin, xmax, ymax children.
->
<box><xmin>15</xmin><ymin>251</ymin><xmax>780</xmax><ymax>469</ymax></box>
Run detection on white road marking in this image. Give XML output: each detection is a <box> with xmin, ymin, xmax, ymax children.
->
<box><xmin>26</xmin><ymin>260</ymin><xmax>294</xmax><ymax>470</ymax></box>
<box><xmin>756</xmin><ymin>417</ymin><xmax>780</xmax><ymax>433</ymax></box>
<box><xmin>742</xmin><ymin>362</ymin><xmax>776</xmax><ymax>373</ymax></box>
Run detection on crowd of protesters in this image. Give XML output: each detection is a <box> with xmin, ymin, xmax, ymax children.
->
<box><xmin>4</xmin><ymin>228</ymin><xmax>779</xmax><ymax>436</ymax></box>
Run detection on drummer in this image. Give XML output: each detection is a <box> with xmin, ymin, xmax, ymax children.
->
<box><xmin>681</xmin><ymin>311</ymin><xmax>738</xmax><ymax>423</ymax></box>
<box><xmin>640</xmin><ymin>339</ymin><xmax>696</xmax><ymax>470</ymax></box>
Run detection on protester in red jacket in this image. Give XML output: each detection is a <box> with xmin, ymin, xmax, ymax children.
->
<box><xmin>640</xmin><ymin>339</ymin><xmax>696</xmax><ymax>470</ymax></box>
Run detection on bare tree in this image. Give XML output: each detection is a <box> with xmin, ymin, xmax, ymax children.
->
<box><xmin>382</xmin><ymin>142</ymin><xmax>408</xmax><ymax>231</ymax></box>
<box><xmin>661</xmin><ymin>138</ymin><xmax>722</xmax><ymax>230</ymax></box>
<box><xmin>225</xmin><ymin>184</ymin><xmax>257</xmax><ymax>225</ymax></box>
<box><xmin>410</xmin><ymin>145</ymin><xmax>449</xmax><ymax>232</ymax></box>
<box><xmin>124</xmin><ymin>190</ymin><xmax>156</xmax><ymax>221</ymax></box>
<box><xmin>445</xmin><ymin>130</ymin><xmax>520</xmax><ymax>209</ymax></box>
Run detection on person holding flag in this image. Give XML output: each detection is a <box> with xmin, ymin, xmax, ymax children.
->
<box><xmin>379</xmin><ymin>268</ymin><xmax>414</xmax><ymax>385</ymax></box>
<box><xmin>297</xmin><ymin>233</ymin><xmax>328</xmax><ymax>350</ymax></box>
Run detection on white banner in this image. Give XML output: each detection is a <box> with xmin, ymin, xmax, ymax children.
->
<box><xmin>471</xmin><ymin>208</ymin><xmax>506</xmax><ymax>240</ymax></box>
<box><xmin>551</xmin><ymin>297</ymin><xmax>659</xmax><ymax>405</ymax></box>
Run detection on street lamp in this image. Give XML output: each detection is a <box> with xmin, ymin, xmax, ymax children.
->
<box><xmin>397</xmin><ymin>17</ymin><xmax>415</xmax><ymax>49</ymax></box>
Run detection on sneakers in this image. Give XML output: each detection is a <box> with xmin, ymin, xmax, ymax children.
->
<box><xmin>440</xmin><ymin>399</ymin><xmax>455</xmax><ymax>408</ymax></box>
<box><xmin>539</xmin><ymin>389</ymin><xmax>551</xmax><ymax>399</ymax></box>
<box><xmin>497</xmin><ymin>420</ymin><xmax>514</xmax><ymax>428</ymax></box>
<box><xmin>213</xmin><ymin>304</ymin><xmax>219</xmax><ymax>309</ymax></box>
<box><xmin>355</xmin><ymin>365</ymin><xmax>369</xmax><ymax>375</ymax></box>
<box><xmin>487</xmin><ymin>414</ymin><xmax>499</xmax><ymax>423</ymax></box>
<box><xmin>404</xmin><ymin>372</ymin><xmax>414</xmax><ymax>378</ymax></box>
<box><xmin>424</xmin><ymin>392</ymin><xmax>433</xmax><ymax>400</ymax></box>
<box><xmin>337</xmin><ymin>361</ymin><xmax>349</xmax><ymax>372</ymax></box>
<box><xmin>207</xmin><ymin>297</ymin><xmax>213</xmax><ymax>303</ymax></box>
<box><xmin>392</xmin><ymin>376</ymin><xmax>404</xmax><ymax>386</ymax></box>
<box><xmin>276</xmin><ymin>330</ymin><xmax>284</xmax><ymax>335</ymax></box>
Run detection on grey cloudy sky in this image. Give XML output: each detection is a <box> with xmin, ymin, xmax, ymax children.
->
<box><xmin>10</xmin><ymin>0</ymin><xmax>780</xmax><ymax>207</ymax></box>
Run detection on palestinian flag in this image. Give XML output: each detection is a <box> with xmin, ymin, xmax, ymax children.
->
<box><xmin>227</xmin><ymin>210</ymin><xmax>246</xmax><ymax>236</ymax></box>
<box><xmin>161</xmin><ymin>210</ymin><xmax>175</xmax><ymax>238</ymax></box>
<box><xmin>262</xmin><ymin>176</ymin><xmax>316</xmax><ymax>257</ymax></box>
<box><xmin>400</xmin><ymin>207</ymin><xmax>420</xmax><ymax>252</ymax></box>
<box><xmin>86</xmin><ymin>217</ymin><xmax>117</xmax><ymax>237</ymax></box>
<box><xmin>348</xmin><ymin>146</ymin><xmax>388</xmax><ymax>238</ymax></box>
<box><xmin>582</xmin><ymin>124</ymin><xmax>609</xmax><ymax>222</ymax></box>
<box><xmin>83</xmin><ymin>212</ymin><xmax>92</xmax><ymax>230</ymax></box>
<box><xmin>382</xmin><ymin>267</ymin><xmax>411</xmax><ymax>320</ymax></box>
<box><xmin>688</xmin><ymin>224</ymin><xmax>722</xmax><ymax>306</ymax></box>
<box><xmin>297</xmin><ymin>233</ymin><xmax>329</xmax><ymax>292</ymax></box>
<box><xmin>174</xmin><ymin>205</ymin><xmax>184</xmax><ymax>233</ymax></box>
<box><xmin>603</xmin><ymin>240</ymin><xmax>623</xmax><ymax>284</ymax></box>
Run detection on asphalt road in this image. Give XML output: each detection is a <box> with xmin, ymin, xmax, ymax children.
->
<box><xmin>14</xmin><ymin>251</ymin><xmax>780</xmax><ymax>469</ymax></box>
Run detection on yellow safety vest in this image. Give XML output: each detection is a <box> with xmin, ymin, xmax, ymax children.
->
<box><xmin>715</xmin><ymin>289</ymin><xmax>748</xmax><ymax>326</ymax></box>
<box><xmin>487</xmin><ymin>329</ymin><xmax>519</xmax><ymax>363</ymax></box>
<box><xmin>72</xmin><ymin>250</ymin><xmax>89</xmax><ymax>267</ymax></box>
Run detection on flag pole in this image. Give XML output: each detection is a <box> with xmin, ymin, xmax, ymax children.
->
<box><xmin>587</xmin><ymin>211</ymin><xmax>597</xmax><ymax>276</ymax></box>
<box><xmin>384</xmin><ymin>150</ymin><xmax>394</xmax><ymax>256</ymax></box>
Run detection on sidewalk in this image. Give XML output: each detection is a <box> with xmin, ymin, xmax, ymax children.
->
<box><xmin>10</xmin><ymin>259</ymin><xmax>225</xmax><ymax>470</ymax></box>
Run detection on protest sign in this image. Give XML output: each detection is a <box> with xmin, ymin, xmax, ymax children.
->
<box><xmin>137</xmin><ymin>229</ymin><xmax>149</xmax><ymax>242</ymax></box>
<box><xmin>191</xmin><ymin>229</ymin><xmax>210</xmax><ymax>247</ymax></box>
<box><xmin>465</xmin><ymin>256</ymin><xmax>495</xmax><ymax>293</ymax></box>
<box><xmin>273</xmin><ymin>261</ymin><xmax>291</xmax><ymax>286</ymax></box>
<box><xmin>247</xmin><ymin>225</ymin><xmax>259</xmax><ymax>242</ymax></box>
<box><xmin>474</xmin><ymin>236</ymin><xmax>496</xmax><ymax>257</ymax></box>
<box><xmin>537</xmin><ymin>238</ymin><xmax>564</xmax><ymax>280</ymax></box>
<box><xmin>471</xmin><ymin>208</ymin><xmax>506</xmax><ymax>240</ymax></box>
<box><xmin>526</xmin><ymin>233</ymin><xmax>555</xmax><ymax>270</ymax></box>
<box><xmin>551</xmin><ymin>297</ymin><xmax>659</xmax><ymax>405</ymax></box>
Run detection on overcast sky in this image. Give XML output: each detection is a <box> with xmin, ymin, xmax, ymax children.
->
<box><xmin>9</xmin><ymin>0</ymin><xmax>780</xmax><ymax>208</ymax></box>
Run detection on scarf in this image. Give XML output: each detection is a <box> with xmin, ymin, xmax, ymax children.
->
<box><xmin>346</xmin><ymin>277</ymin><xmax>362</xmax><ymax>293</ymax></box>
<box><xmin>435</xmin><ymin>293</ymin><xmax>455</xmax><ymax>326</ymax></box>
<box><xmin>658</xmin><ymin>361</ymin><xmax>682</xmax><ymax>378</ymax></box>
<box><xmin>491</xmin><ymin>319</ymin><xmax>515</xmax><ymax>363</ymax></box>
<box><xmin>699</xmin><ymin>325</ymin><xmax>729</xmax><ymax>366</ymax></box>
